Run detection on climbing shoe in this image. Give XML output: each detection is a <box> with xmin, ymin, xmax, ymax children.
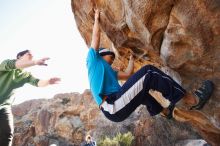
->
<box><xmin>190</xmin><ymin>80</ymin><xmax>214</xmax><ymax>110</ymax></box>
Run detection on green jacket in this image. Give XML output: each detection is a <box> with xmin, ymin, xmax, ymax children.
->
<box><xmin>0</xmin><ymin>59</ymin><xmax>39</xmax><ymax>105</ymax></box>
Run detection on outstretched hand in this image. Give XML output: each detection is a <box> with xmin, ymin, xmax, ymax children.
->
<box><xmin>37</xmin><ymin>77</ymin><xmax>61</xmax><ymax>87</ymax></box>
<box><xmin>48</xmin><ymin>77</ymin><xmax>61</xmax><ymax>85</ymax></box>
<box><xmin>35</xmin><ymin>57</ymin><xmax>50</xmax><ymax>66</ymax></box>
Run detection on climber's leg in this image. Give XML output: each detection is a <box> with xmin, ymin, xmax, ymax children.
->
<box><xmin>100</xmin><ymin>65</ymin><xmax>187</xmax><ymax>121</ymax></box>
<box><xmin>146</xmin><ymin>67</ymin><xmax>214</xmax><ymax>110</ymax></box>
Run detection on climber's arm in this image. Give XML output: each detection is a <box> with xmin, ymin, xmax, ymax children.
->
<box><xmin>91</xmin><ymin>9</ymin><xmax>101</xmax><ymax>51</ymax></box>
<box><xmin>118</xmin><ymin>55</ymin><xmax>134</xmax><ymax>80</ymax></box>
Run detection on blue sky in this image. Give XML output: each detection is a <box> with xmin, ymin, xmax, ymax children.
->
<box><xmin>0</xmin><ymin>0</ymin><xmax>89</xmax><ymax>104</ymax></box>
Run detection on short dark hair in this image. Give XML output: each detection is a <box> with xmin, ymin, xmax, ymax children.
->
<box><xmin>16</xmin><ymin>50</ymin><xmax>30</xmax><ymax>59</ymax></box>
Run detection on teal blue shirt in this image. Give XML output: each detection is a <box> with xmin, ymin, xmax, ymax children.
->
<box><xmin>86</xmin><ymin>48</ymin><xmax>121</xmax><ymax>105</ymax></box>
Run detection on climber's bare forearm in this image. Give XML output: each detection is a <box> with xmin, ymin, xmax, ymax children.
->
<box><xmin>91</xmin><ymin>10</ymin><xmax>100</xmax><ymax>51</ymax></box>
<box><xmin>118</xmin><ymin>56</ymin><xmax>134</xmax><ymax>80</ymax></box>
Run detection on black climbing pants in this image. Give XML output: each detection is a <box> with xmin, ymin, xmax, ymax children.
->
<box><xmin>101</xmin><ymin>65</ymin><xmax>186</xmax><ymax>122</ymax></box>
<box><xmin>0</xmin><ymin>105</ymin><xmax>13</xmax><ymax>146</ymax></box>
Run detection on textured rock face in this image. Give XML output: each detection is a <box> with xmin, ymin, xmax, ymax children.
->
<box><xmin>12</xmin><ymin>91</ymin><xmax>201</xmax><ymax>146</ymax></box>
<box><xmin>71</xmin><ymin>0</ymin><xmax>220</xmax><ymax>145</ymax></box>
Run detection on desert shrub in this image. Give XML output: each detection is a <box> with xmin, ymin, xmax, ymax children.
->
<box><xmin>98</xmin><ymin>132</ymin><xmax>134</xmax><ymax>146</ymax></box>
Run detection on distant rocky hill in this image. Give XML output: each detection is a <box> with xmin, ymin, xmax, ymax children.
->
<box><xmin>12</xmin><ymin>90</ymin><xmax>206</xmax><ymax>146</ymax></box>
